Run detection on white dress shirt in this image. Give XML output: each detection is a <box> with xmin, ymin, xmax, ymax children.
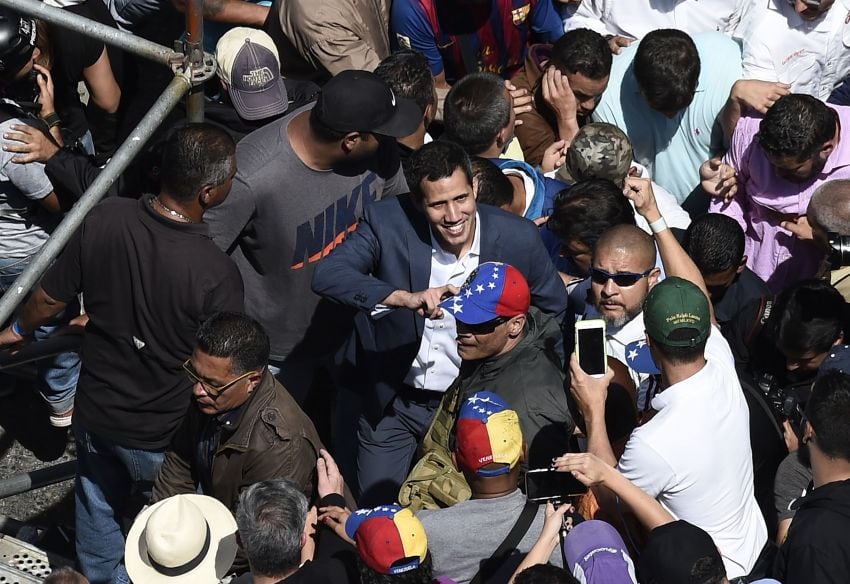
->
<box><xmin>563</xmin><ymin>0</ymin><xmax>747</xmax><ymax>40</ymax></box>
<box><xmin>737</xmin><ymin>0</ymin><xmax>850</xmax><ymax>101</ymax></box>
<box><xmin>403</xmin><ymin>213</ymin><xmax>481</xmax><ymax>391</ymax></box>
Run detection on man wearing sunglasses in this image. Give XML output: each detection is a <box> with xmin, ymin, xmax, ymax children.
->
<box><xmin>152</xmin><ymin>311</ymin><xmax>325</xmax><ymax>572</ymax></box>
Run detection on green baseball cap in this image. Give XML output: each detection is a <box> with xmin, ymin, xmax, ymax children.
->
<box><xmin>644</xmin><ymin>277</ymin><xmax>710</xmax><ymax>347</ymax></box>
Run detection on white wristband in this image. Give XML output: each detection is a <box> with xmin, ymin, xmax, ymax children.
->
<box><xmin>649</xmin><ymin>217</ymin><xmax>668</xmax><ymax>234</ymax></box>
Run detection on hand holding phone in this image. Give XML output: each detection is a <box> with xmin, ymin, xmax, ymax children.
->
<box><xmin>524</xmin><ymin>468</ymin><xmax>588</xmax><ymax>503</ymax></box>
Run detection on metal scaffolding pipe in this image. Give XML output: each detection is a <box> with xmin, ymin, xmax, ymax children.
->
<box><xmin>0</xmin><ymin>461</ymin><xmax>76</xmax><ymax>500</ymax></box>
<box><xmin>0</xmin><ymin>74</ymin><xmax>191</xmax><ymax>325</ymax></box>
<box><xmin>0</xmin><ymin>0</ymin><xmax>182</xmax><ymax>66</ymax></box>
<box><xmin>185</xmin><ymin>0</ymin><xmax>205</xmax><ymax>122</ymax></box>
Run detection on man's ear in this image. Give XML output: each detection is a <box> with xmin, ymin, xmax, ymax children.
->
<box><xmin>737</xmin><ymin>256</ymin><xmax>747</xmax><ymax>274</ymax></box>
<box><xmin>648</xmin><ymin>267</ymin><xmax>661</xmax><ymax>287</ymax></box>
<box><xmin>472</xmin><ymin>175</ymin><xmax>480</xmax><ymax>199</ymax></box>
<box><xmin>820</xmin><ymin>140</ymin><xmax>836</xmax><ymax>161</ymax></box>
<box><xmin>507</xmin><ymin>314</ymin><xmax>526</xmax><ymax>338</ymax></box>
<box><xmin>199</xmin><ymin>184</ymin><xmax>215</xmax><ymax>206</ymax></box>
<box><xmin>247</xmin><ymin>371</ymin><xmax>263</xmax><ymax>394</ymax></box>
<box><xmin>835</xmin><ymin>331</ymin><xmax>844</xmax><ymax>346</ymax></box>
<box><xmin>300</xmin><ymin>530</ymin><xmax>307</xmax><ymax>550</ymax></box>
<box><xmin>341</xmin><ymin>132</ymin><xmax>362</xmax><ymax>154</ymax></box>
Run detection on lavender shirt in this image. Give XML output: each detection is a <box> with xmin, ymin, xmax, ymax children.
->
<box><xmin>710</xmin><ymin>106</ymin><xmax>850</xmax><ymax>292</ymax></box>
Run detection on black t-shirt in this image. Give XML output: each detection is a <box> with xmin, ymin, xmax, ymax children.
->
<box><xmin>714</xmin><ymin>266</ymin><xmax>771</xmax><ymax>324</ymax></box>
<box><xmin>41</xmin><ymin>196</ymin><xmax>243</xmax><ymax>449</ymax></box>
<box><xmin>50</xmin><ymin>0</ymin><xmax>123</xmax><ymax>143</ymax></box>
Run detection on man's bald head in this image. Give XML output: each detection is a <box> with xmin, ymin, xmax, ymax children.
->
<box><xmin>810</xmin><ymin>180</ymin><xmax>850</xmax><ymax>235</ymax></box>
<box><xmin>595</xmin><ymin>224</ymin><xmax>656</xmax><ymax>270</ymax></box>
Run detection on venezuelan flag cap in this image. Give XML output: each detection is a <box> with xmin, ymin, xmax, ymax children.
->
<box><xmin>345</xmin><ymin>505</ymin><xmax>428</xmax><ymax>575</ymax></box>
<box><xmin>455</xmin><ymin>391</ymin><xmax>523</xmax><ymax>477</ymax></box>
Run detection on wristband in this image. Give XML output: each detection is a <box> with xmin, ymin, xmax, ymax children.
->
<box><xmin>649</xmin><ymin>217</ymin><xmax>668</xmax><ymax>234</ymax></box>
<box><xmin>11</xmin><ymin>320</ymin><xmax>27</xmax><ymax>337</ymax></box>
<box><xmin>41</xmin><ymin>112</ymin><xmax>61</xmax><ymax>129</ymax></box>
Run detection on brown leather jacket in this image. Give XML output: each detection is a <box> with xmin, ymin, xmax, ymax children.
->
<box><xmin>513</xmin><ymin>43</ymin><xmax>559</xmax><ymax>167</ymax></box>
<box><xmin>151</xmin><ymin>370</ymin><xmax>324</xmax><ymax>511</ymax></box>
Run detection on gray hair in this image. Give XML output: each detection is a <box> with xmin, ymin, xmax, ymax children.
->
<box><xmin>236</xmin><ymin>479</ymin><xmax>309</xmax><ymax>578</ymax></box>
<box><xmin>809</xmin><ymin>180</ymin><xmax>850</xmax><ymax>234</ymax></box>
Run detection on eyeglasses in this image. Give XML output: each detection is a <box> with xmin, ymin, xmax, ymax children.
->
<box><xmin>182</xmin><ymin>359</ymin><xmax>259</xmax><ymax>398</ymax></box>
<box><xmin>590</xmin><ymin>267</ymin><xmax>653</xmax><ymax>287</ymax></box>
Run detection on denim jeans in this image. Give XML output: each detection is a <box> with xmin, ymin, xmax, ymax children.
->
<box><xmin>73</xmin><ymin>419</ymin><xmax>165</xmax><ymax>584</ymax></box>
<box><xmin>0</xmin><ymin>255</ymin><xmax>80</xmax><ymax>415</ymax></box>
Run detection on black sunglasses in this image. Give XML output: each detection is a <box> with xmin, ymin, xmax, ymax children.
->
<box><xmin>590</xmin><ymin>267</ymin><xmax>653</xmax><ymax>287</ymax></box>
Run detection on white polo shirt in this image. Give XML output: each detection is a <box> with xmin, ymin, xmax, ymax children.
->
<box><xmin>563</xmin><ymin>0</ymin><xmax>746</xmax><ymax>40</ymax></box>
<box><xmin>617</xmin><ymin>327</ymin><xmax>767</xmax><ymax>578</ymax></box>
<box><xmin>737</xmin><ymin>0</ymin><xmax>850</xmax><ymax>101</ymax></box>
<box><xmin>403</xmin><ymin>213</ymin><xmax>481</xmax><ymax>391</ymax></box>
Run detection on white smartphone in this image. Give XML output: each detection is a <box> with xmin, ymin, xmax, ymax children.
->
<box><xmin>575</xmin><ymin>319</ymin><xmax>607</xmax><ymax>377</ymax></box>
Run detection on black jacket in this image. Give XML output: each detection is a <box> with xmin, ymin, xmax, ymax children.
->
<box><xmin>454</xmin><ymin>308</ymin><xmax>573</xmax><ymax>468</ymax></box>
<box><xmin>774</xmin><ymin>478</ymin><xmax>850</xmax><ymax>583</ymax></box>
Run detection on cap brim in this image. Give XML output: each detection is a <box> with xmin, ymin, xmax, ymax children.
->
<box><xmin>125</xmin><ymin>495</ymin><xmax>238</xmax><ymax>584</ymax></box>
<box><xmin>440</xmin><ymin>295</ymin><xmax>500</xmax><ymax>325</ymax></box>
<box><xmin>555</xmin><ymin>164</ymin><xmax>577</xmax><ymax>185</ymax></box>
<box><xmin>371</xmin><ymin>96</ymin><xmax>423</xmax><ymax>138</ymax></box>
<box><xmin>229</xmin><ymin>78</ymin><xmax>289</xmax><ymax>121</ymax></box>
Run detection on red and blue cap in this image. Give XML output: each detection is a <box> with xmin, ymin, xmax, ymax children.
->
<box><xmin>455</xmin><ymin>391</ymin><xmax>523</xmax><ymax>477</ymax></box>
<box><xmin>345</xmin><ymin>505</ymin><xmax>428</xmax><ymax>575</ymax></box>
<box><xmin>440</xmin><ymin>262</ymin><xmax>530</xmax><ymax>325</ymax></box>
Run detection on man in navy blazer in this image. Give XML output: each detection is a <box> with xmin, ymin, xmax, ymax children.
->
<box><xmin>312</xmin><ymin>140</ymin><xmax>567</xmax><ymax>504</ymax></box>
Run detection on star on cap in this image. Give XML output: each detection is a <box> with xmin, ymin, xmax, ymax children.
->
<box><xmin>476</xmin><ymin>284</ymin><xmax>485</xmax><ymax>294</ymax></box>
<box><xmin>464</xmin><ymin>289</ymin><xmax>473</xmax><ymax>298</ymax></box>
<box><xmin>487</xmin><ymin>282</ymin><xmax>496</xmax><ymax>289</ymax></box>
<box><xmin>628</xmin><ymin>349</ymin><xmax>638</xmax><ymax>361</ymax></box>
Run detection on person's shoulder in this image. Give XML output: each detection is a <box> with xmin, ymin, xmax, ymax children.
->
<box><xmin>479</xmin><ymin>203</ymin><xmax>536</xmax><ymax>233</ymax></box>
<box><xmin>236</xmin><ymin>108</ymin><xmax>305</xmax><ymax>173</ymax></box>
<box><xmin>693</xmin><ymin>31</ymin><xmax>742</xmax><ymax>55</ymax></box>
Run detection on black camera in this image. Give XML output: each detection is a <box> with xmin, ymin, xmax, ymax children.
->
<box><xmin>757</xmin><ymin>373</ymin><xmax>809</xmax><ymax>430</ymax></box>
<box><xmin>828</xmin><ymin>232</ymin><xmax>850</xmax><ymax>269</ymax></box>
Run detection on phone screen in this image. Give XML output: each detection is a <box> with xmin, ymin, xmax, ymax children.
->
<box><xmin>524</xmin><ymin>469</ymin><xmax>588</xmax><ymax>502</ymax></box>
<box><xmin>578</xmin><ymin>326</ymin><xmax>606</xmax><ymax>375</ymax></box>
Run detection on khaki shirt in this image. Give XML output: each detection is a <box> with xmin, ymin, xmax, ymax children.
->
<box><xmin>264</xmin><ymin>0</ymin><xmax>390</xmax><ymax>81</ymax></box>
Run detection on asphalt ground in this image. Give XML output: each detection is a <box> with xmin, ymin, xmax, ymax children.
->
<box><xmin>0</xmin><ymin>375</ymin><xmax>76</xmax><ymax>560</ymax></box>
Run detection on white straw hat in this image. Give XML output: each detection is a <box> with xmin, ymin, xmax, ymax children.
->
<box><xmin>125</xmin><ymin>494</ymin><xmax>238</xmax><ymax>583</ymax></box>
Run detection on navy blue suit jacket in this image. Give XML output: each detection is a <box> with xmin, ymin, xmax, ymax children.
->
<box><xmin>312</xmin><ymin>194</ymin><xmax>567</xmax><ymax>423</ymax></box>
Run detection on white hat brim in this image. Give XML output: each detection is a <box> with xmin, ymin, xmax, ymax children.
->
<box><xmin>125</xmin><ymin>494</ymin><xmax>238</xmax><ymax>584</ymax></box>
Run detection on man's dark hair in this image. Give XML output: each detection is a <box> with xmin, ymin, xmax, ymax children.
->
<box><xmin>375</xmin><ymin>49</ymin><xmax>436</xmax><ymax>116</ymax></box>
<box><xmin>757</xmin><ymin>94</ymin><xmax>836</xmax><ymax>160</ymax></box>
<box><xmin>774</xmin><ymin>280</ymin><xmax>844</xmax><ymax>357</ymax></box>
<box><xmin>471</xmin><ymin>157</ymin><xmax>513</xmax><ymax>208</ymax></box>
<box><xmin>683</xmin><ymin>213</ymin><xmax>745</xmax><ymax>275</ymax></box>
<box><xmin>43</xmin><ymin>567</ymin><xmax>88</xmax><ymax>584</ymax></box>
<box><xmin>159</xmin><ymin>123</ymin><xmax>235</xmax><ymax>203</ymax></box>
<box><xmin>236</xmin><ymin>479</ymin><xmax>308</xmax><ymax>578</ymax></box>
<box><xmin>547</xmin><ymin>179</ymin><xmax>635</xmax><ymax>248</ymax></box>
<box><xmin>408</xmin><ymin>140</ymin><xmax>474</xmax><ymax>201</ymax></box>
<box><xmin>807</xmin><ymin>369</ymin><xmax>850</xmax><ymax>461</ymax></box>
<box><xmin>196</xmin><ymin>311</ymin><xmax>270</xmax><ymax>374</ymax></box>
<box><xmin>650</xmin><ymin>332</ymin><xmax>708</xmax><ymax>366</ymax></box>
<box><xmin>357</xmin><ymin>554</ymin><xmax>434</xmax><ymax>584</ymax></box>
<box><xmin>514</xmin><ymin>563</ymin><xmax>579</xmax><ymax>583</ymax></box>
<box><xmin>443</xmin><ymin>72</ymin><xmax>511</xmax><ymax>155</ymax></box>
<box><xmin>634</xmin><ymin>29</ymin><xmax>700</xmax><ymax>114</ymax></box>
<box><xmin>549</xmin><ymin>28</ymin><xmax>612</xmax><ymax>80</ymax></box>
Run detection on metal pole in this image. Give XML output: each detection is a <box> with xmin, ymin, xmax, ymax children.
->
<box><xmin>185</xmin><ymin>0</ymin><xmax>205</xmax><ymax>122</ymax></box>
<box><xmin>0</xmin><ymin>74</ymin><xmax>191</xmax><ymax>325</ymax></box>
<box><xmin>0</xmin><ymin>461</ymin><xmax>75</xmax><ymax>500</ymax></box>
<box><xmin>0</xmin><ymin>0</ymin><xmax>182</xmax><ymax>66</ymax></box>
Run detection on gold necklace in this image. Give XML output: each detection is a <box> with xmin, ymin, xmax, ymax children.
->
<box><xmin>152</xmin><ymin>196</ymin><xmax>196</xmax><ymax>223</ymax></box>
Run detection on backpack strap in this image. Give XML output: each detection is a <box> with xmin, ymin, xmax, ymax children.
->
<box><xmin>470</xmin><ymin>500</ymin><xmax>539</xmax><ymax>584</ymax></box>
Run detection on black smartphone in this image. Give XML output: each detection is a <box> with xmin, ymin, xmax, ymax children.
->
<box><xmin>575</xmin><ymin>319</ymin><xmax>607</xmax><ymax>376</ymax></box>
<box><xmin>524</xmin><ymin>468</ymin><xmax>588</xmax><ymax>502</ymax></box>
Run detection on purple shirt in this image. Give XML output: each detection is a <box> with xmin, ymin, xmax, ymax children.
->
<box><xmin>710</xmin><ymin>106</ymin><xmax>850</xmax><ymax>292</ymax></box>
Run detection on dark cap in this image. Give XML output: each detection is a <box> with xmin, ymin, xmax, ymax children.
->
<box><xmin>313</xmin><ymin>70</ymin><xmax>422</xmax><ymax>138</ymax></box>
<box><xmin>640</xmin><ymin>521</ymin><xmax>723</xmax><ymax>584</ymax></box>
<box><xmin>216</xmin><ymin>28</ymin><xmax>288</xmax><ymax>121</ymax></box>
<box><xmin>0</xmin><ymin>9</ymin><xmax>35</xmax><ymax>78</ymax></box>
<box><xmin>644</xmin><ymin>277</ymin><xmax>711</xmax><ymax>347</ymax></box>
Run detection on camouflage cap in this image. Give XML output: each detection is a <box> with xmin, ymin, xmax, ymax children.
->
<box><xmin>556</xmin><ymin>122</ymin><xmax>634</xmax><ymax>186</ymax></box>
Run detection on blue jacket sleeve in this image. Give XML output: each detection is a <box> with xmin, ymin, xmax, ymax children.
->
<box><xmin>531</xmin><ymin>0</ymin><xmax>565</xmax><ymax>42</ymax></box>
<box><xmin>311</xmin><ymin>210</ymin><xmax>398</xmax><ymax>312</ymax></box>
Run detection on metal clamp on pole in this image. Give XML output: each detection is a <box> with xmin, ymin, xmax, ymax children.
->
<box><xmin>183</xmin><ymin>0</ymin><xmax>207</xmax><ymax>122</ymax></box>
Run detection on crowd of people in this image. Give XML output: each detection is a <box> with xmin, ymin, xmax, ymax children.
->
<box><xmin>0</xmin><ymin>0</ymin><xmax>849</xmax><ymax>582</ymax></box>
